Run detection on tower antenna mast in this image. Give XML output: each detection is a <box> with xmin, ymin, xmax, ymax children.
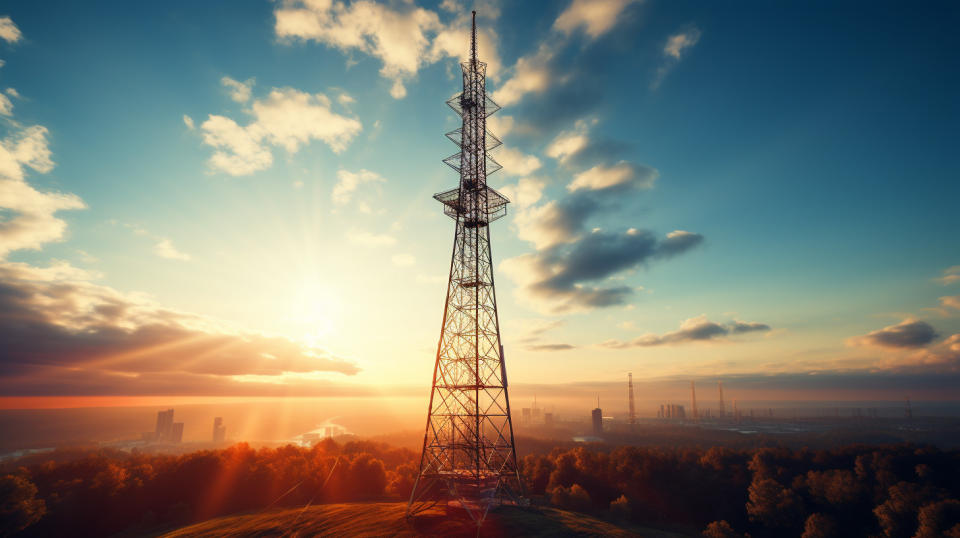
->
<box><xmin>718</xmin><ymin>381</ymin><xmax>725</xmax><ymax>420</ymax></box>
<box><xmin>470</xmin><ymin>10</ymin><xmax>477</xmax><ymax>67</ymax></box>
<box><xmin>407</xmin><ymin>11</ymin><xmax>518</xmax><ymax>528</ymax></box>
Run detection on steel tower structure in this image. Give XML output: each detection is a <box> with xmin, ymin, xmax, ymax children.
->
<box><xmin>407</xmin><ymin>12</ymin><xmax>521</xmax><ymax>526</ymax></box>
<box><xmin>718</xmin><ymin>381</ymin><xmax>726</xmax><ymax>419</ymax></box>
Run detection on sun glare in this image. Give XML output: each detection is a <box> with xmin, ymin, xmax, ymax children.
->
<box><xmin>285</xmin><ymin>282</ymin><xmax>340</xmax><ymax>345</ymax></box>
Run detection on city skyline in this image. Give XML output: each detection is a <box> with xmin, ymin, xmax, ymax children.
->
<box><xmin>0</xmin><ymin>0</ymin><xmax>958</xmax><ymax>406</ymax></box>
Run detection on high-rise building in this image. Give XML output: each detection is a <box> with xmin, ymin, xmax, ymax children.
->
<box><xmin>212</xmin><ymin>417</ymin><xmax>226</xmax><ymax>443</ymax></box>
<box><xmin>592</xmin><ymin>406</ymin><xmax>603</xmax><ymax>435</ymax></box>
<box><xmin>155</xmin><ymin>409</ymin><xmax>174</xmax><ymax>443</ymax></box>
<box><xmin>521</xmin><ymin>407</ymin><xmax>531</xmax><ymax>424</ymax></box>
<box><xmin>170</xmin><ymin>422</ymin><xmax>184</xmax><ymax>444</ymax></box>
<box><xmin>690</xmin><ymin>381</ymin><xmax>698</xmax><ymax>420</ymax></box>
<box><xmin>544</xmin><ymin>413</ymin><xmax>554</xmax><ymax>426</ymax></box>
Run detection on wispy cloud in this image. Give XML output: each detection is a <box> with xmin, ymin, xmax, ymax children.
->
<box><xmin>0</xmin><ymin>16</ymin><xmax>22</xmax><ymax>44</ymax></box>
<box><xmin>331</xmin><ymin>169</ymin><xmax>385</xmax><ymax>206</ymax></box>
<box><xmin>935</xmin><ymin>265</ymin><xmax>960</xmax><ymax>285</ymax></box>
<box><xmin>154</xmin><ymin>238</ymin><xmax>191</xmax><ymax>261</ymax></box>
<box><xmin>941</xmin><ymin>295</ymin><xmax>960</xmax><ymax>311</ymax></box>
<box><xmin>493</xmin><ymin>0</ymin><xmax>637</xmax><ymax>113</ymax></box>
<box><xmin>553</xmin><ymin>0</ymin><xmax>640</xmax><ymax>39</ymax></box>
<box><xmin>0</xmin><ymin>120</ymin><xmax>86</xmax><ymax>257</ymax></box>
<box><xmin>116</xmin><ymin>222</ymin><xmax>191</xmax><ymax>262</ymax></box>
<box><xmin>568</xmin><ymin>161</ymin><xmax>658</xmax><ymax>192</ymax></box>
<box><xmin>601</xmin><ymin>315</ymin><xmax>771</xmax><ymax>348</ymax></box>
<box><xmin>498</xmin><ymin>177</ymin><xmax>545</xmax><ymax>210</ymax></box>
<box><xmin>347</xmin><ymin>229</ymin><xmax>396</xmax><ymax>247</ymax></box>
<box><xmin>495</xmin><ymin>145</ymin><xmax>541</xmax><ymax>176</ymax></box>
<box><xmin>492</xmin><ymin>43</ymin><xmax>553</xmax><ymax>107</ymax></box>
<box><xmin>526</xmin><ymin>343</ymin><xmax>576</xmax><ymax>351</ymax></box>
<box><xmin>546</xmin><ymin>122</ymin><xmax>591</xmax><ymax>164</ymax></box>
<box><xmin>221</xmin><ymin>76</ymin><xmax>254</xmax><ymax>103</ymax></box>
<box><xmin>651</xmin><ymin>26</ymin><xmax>701</xmax><ymax>90</ymax></box>
<box><xmin>274</xmin><ymin>0</ymin><xmax>500</xmax><ymax>99</ymax></box>
<box><xmin>198</xmin><ymin>86</ymin><xmax>361</xmax><ymax>176</ymax></box>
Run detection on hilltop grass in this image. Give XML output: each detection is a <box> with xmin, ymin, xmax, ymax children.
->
<box><xmin>158</xmin><ymin>501</ymin><xmax>690</xmax><ymax>537</ymax></box>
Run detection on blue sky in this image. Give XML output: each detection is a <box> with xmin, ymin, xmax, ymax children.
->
<box><xmin>0</xmin><ymin>0</ymin><xmax>958</xmax><ymax>399</ymax></box>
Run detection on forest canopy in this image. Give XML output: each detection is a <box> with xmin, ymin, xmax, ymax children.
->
<box><xmin>3</xmin><ymin>441</ymin><xmax>960</xmax><ymax>537</ymax></box>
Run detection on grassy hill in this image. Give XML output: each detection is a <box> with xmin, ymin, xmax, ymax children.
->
<box><xmin>159</xmin><ymin>502</ymin><xmax>691</xmax><ymax>537</ymax></box>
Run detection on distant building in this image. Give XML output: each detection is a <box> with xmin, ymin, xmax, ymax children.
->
<box><xmin>521</xmin><ymin>408</ymin><xmax>531</xmax><ymax>425</ymax></box>
<box><xmin>657</xmin><ymin>403</ymin><xmax>686</xmax><ymax>420</ymax></box>
<box><xmin>544</xmin><ymin>413</ymin><xmax>554</xmax><ymax>426</ymax></box>
<box><xmin>591</xmin><ymin>407</ymin><xmax>603</xmax><ymax>435</ymax></box>
<box><xmin>170</xmin><ymin>422</ymin><xmax>184</xmax><ymax>444</ymax></box>
<box><xmin>212</xmin><ymin>417</ymin><xmax>226</xmax><ymax>443</ymax></box>
<box><xmin>155</xmin><ymin>409</ymin><xmax>174</xmax><ymax>443</ymax></box>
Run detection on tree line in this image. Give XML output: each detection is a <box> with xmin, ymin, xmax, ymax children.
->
<box><xmin>2</xmin><ymin>441</ymin><xmax>960</xmax><ymax>536</ymax></box>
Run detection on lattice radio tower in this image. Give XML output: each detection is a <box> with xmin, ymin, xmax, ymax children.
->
<box><xmin>407</xmin><ymin>11</ymin><xmax>521</xmax><ymax>526</ymax></box>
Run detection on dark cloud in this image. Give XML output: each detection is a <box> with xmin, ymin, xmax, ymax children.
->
<box><xmin>0</xmin><ymin>263</ymin><xmax>359</xmax><ymax>395</ymax></box>
<box><xmin>540</xmin><ymin>192</ymin><xmax>600</xmax><ymax>241</ymax></box>
<box><xmin>526</xmin><ymin>343</ymin><xmax>576</xmax><ymax>351</ymax></box>
<box><xmin>602</xmin><ymin>315</ymin><xmax>772</xmax><ymax>348</ymax></box>
<box><xmin>548</xmin><ymin>230</ymin><xmax>700</xmax><ymax>311</ymax></box>
<box><xmin>730</xmin><ymin>321</ymin><xmax>773</xmax><ymax>334</ymax></box>
<box><xmin>506</xmin><ymin>229</ymin><xmax>703</xmax><ymax>313</ymax></box>
<box><xmin>498</xmin><ymin>17</ymin><xmax>701</xmax><ymax>315</ymax></box>
<box><xmin>539</xmin><ymin>230</ymin><xmax>659</xmax><ymax>290</ymax></box>
<box><xmin>507</xmin><ymin>190</ymin><xmax>702</xmax><ymax>313</ymax></box>
<box><xmin>657</xmin><ymin>231</ymin><xmax>706</xmax><ymax>258</ymax></box>
<box><xmin>515</xmin><ymin>172</ymin><xmax>661</xmax><ymax>250</ymax></box>
<box><xmin>506</xmin><ymin>12</ymin><xmax>646</xmax><ymax>136</ymax></box>
<box><xmin>852</xmin><ymin>319</ymin><xmax>938</xmax><ymax>349</ymax></box>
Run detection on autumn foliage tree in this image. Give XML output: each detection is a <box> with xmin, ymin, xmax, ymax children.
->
<box><xmin>2</xmin><ymin>441</ymin><xmax>960</xmax><ymax>536</ymax></box>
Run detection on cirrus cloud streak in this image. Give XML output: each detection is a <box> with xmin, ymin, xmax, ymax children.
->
<box><xmin>601</xmin><ymin>315</ymin><xmax>771</xmax><ymax>348</ymax></box>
